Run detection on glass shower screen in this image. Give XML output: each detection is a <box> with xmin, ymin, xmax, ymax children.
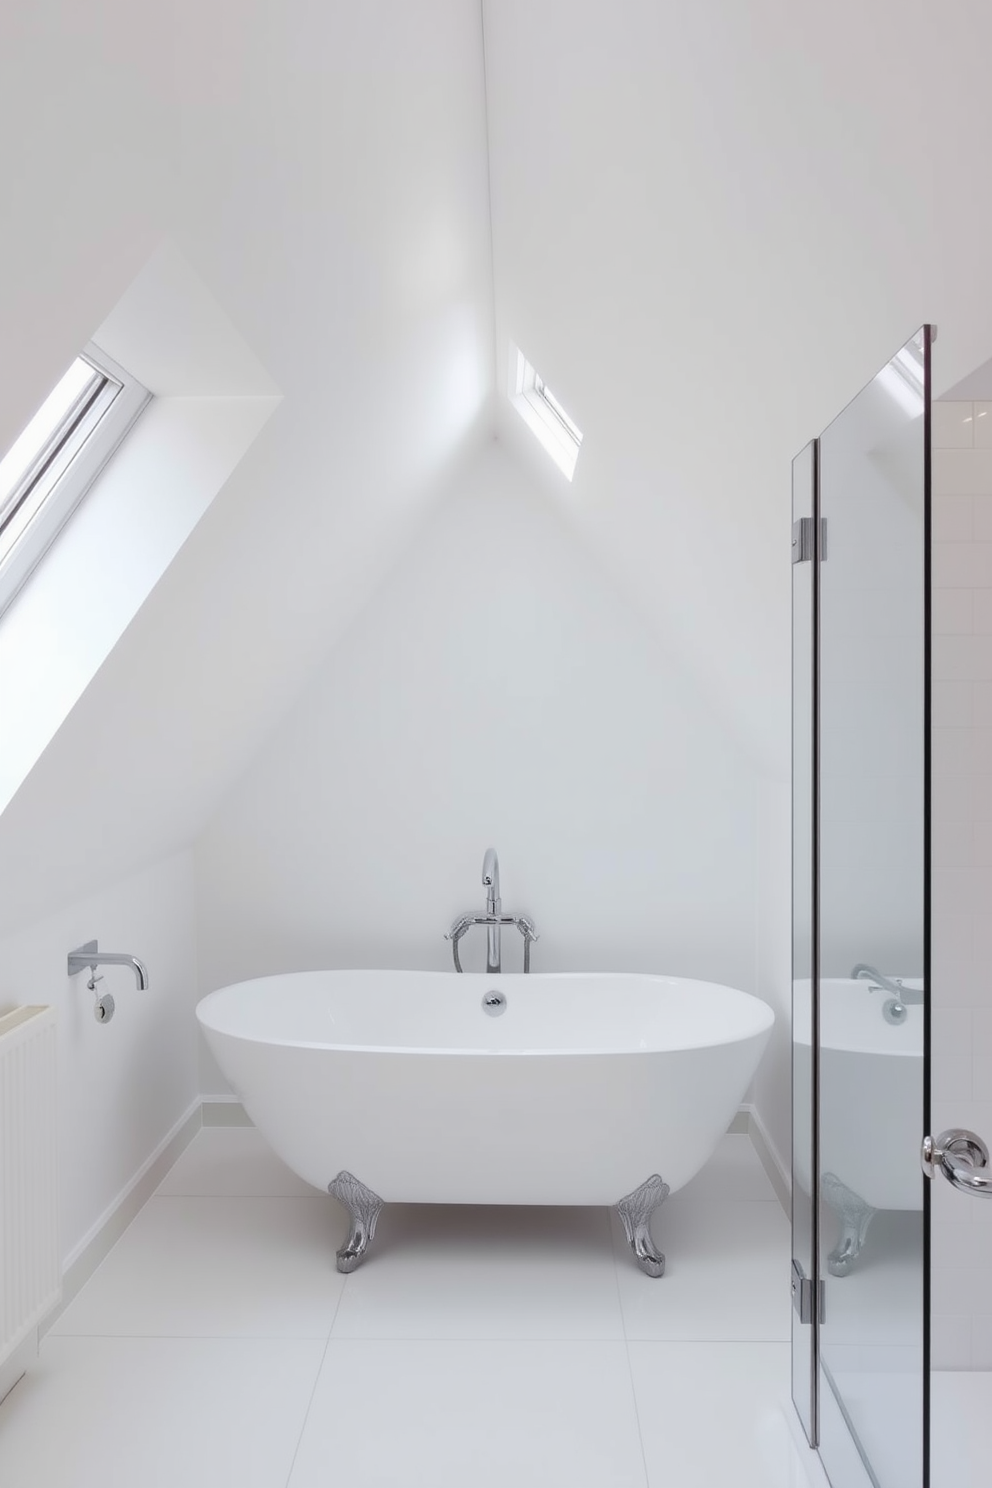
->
<box><xmin>793</xmin><ymin>327</ymin><xmax>931</xmax><ymax>1488</ymax></box>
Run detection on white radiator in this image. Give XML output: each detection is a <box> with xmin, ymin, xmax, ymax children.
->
<box><xmin>0</xmin><ymin>1006</ymin><xmax>60</xmax><ymax>1369</ymax></box>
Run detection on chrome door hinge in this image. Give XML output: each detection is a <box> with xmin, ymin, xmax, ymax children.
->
<box><xmin>791</xmin><ymin>517</ymin><xmax>827</xmax><ymax>565</ymax></box>
<box><xmin>791</xmin><ymin>1259</ymin><xmax>824</xmax><ymax>1323</ymax></box>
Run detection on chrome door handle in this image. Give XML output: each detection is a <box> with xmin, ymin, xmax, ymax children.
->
<box><xmin>922</xmin><ymin>1129</ymin><xmax>992</xmax><ymax>1196</ymax></box>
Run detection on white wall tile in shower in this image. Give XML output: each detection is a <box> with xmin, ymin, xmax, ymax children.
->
<box><xmin>933</xmin><ymin>589</ymin><xmax>974</xmax><ymax>634</ymax></box>
<box><xmin>972</xmin><ymin>496</ymin><xmax>992</xmax><ymax>542</ymax></box>
<box><xmin>931</xmin><ymin>1314</ymin><xmax>973</xmax><ymax>1371</ymax></box>
<box><xmin>933</xmin><ymin>448</ymin><xmax>992</xmax><ymax>495</ymax></box>
<box><xmin>933</xmin><ymin>400</ymin><xmax>975</xmax><ymax>450</ymax></box>
<box><xmin>932</xmin><ymin>679</ymin><xmax>974</xmax><ymax>728</ymax></box>
<box><xmin>974</xmin><ymin>404</ymin><xmax>992</xmax><ymax>448</ymax></box>
<box><xmin>932</xmin><ymin>493</ymin><xmax>974</xmax><ymax>542</ymax></box>
<box><xmin>931</xmin><ymin>814</ymin><xmax>974</xmax><ymax>869</ymax></box>
<box><xmin>932</xmin><ymin>633</ymin><xmax>992</xmax><ymax>679</ymax></box>
<box><xmin>931</xmin><ymin>408</ymin><xmax>992</xmax><ymax>1369</ymax></box>
<box><xmin>933</xmin><ymin>542</ymin><xmax>983</xmax><ymax>589</ymax></box>
<box><xmin>931</xmin><ymin>1007</ymin><xmax>974</xmax><ymax>1101</ymax></box>
<box><xmin>971</xmin><ymin>682</ymin><xmax>992</xmax><ymax>729</ymax></box>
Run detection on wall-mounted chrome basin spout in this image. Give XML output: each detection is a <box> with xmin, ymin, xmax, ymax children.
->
<box><xmin>446</xmin><ymin>851</ymin><xmax>538</xmax><ymax>973</ymax></box>
<box><xmin>68</xmin><ymin>940</ymin><xmax>149</xmax><ymax>991</ymax></box>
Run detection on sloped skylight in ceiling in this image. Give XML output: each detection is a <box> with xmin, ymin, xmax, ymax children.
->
<box><xmin>509</xmin><ymin>346</ymin><xmax>583</xmax><ymax>480</ymax></box>
<box><xmin>0</xmin><ymin>346</ymin><xmax>149</xmax><ymax>618</ymax></box>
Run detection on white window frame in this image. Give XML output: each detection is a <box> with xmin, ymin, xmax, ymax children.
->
<box><xmin>0</xmin><ymin>343</ymin><xmax>150</xmax><ymax>620</ymax></box>
<box><xmin>509</xmin><ymin>346</ymin><xmax>583</xmax><ymax>480</ymax></box>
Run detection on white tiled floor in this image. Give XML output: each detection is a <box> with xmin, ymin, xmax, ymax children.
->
<box><xmin>0</xmin><ymin>1127</ymin><xmax>817</xmax><ymax>1488</ymax></box>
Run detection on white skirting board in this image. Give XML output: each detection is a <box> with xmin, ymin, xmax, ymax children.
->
<box><xmin>49</xmin><ymin>1098</ymin><xmax>202</xmax><ymax>1330</ymax></box>
<box><xmin>37</xmin><ymin>1096</ymin><xmax>788</xmax><ymax>1347</ymax></box>
<box><xmin>0</xmin><ymin>1331</ymin><xmax>37</xmax><ymax>1409</ymax></box>
<box><xmin>201</xmin><ymin>1095</ymin><xmax>254</xmax><ymax>1126</ymax></box>
<box><xmin>742</xmin><ymin>1101</ymin><xmax>791</xmax><ymax>1218</ymax></box>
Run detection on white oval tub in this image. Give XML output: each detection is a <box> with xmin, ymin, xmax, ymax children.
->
<box><xmin>196</xmin><ymin>970</ymin><xmax>773</xmax><ymax>1274</ymax></box>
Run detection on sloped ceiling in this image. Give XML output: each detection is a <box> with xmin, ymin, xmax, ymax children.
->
<box><xmin>5</xmin><ymin>1</ymin><xmax>992</xmax><ymax>928</ymax></box>
<box><xmin>0</xmin><ymin>0</ymin><xmax>495</xmax><ymax>929</ymax></box>
<box><xmin>484</xmin><ymin>0</ymin><xmax>992</xmax><ymax>768</ymax></box>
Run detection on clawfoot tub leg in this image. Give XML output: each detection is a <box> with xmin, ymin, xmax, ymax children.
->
<box><xmin>328</xmin><ymin>1171</ymin><xmax>384</xmax><ymax>1273</ymax></box>
<box><xmin>821</xmin><ymin>1171</ymin><xmax>876</xmax><ymax>1277</ymax></box>
<box><xmin>616</xmin><ymin>1174</ymin><xmax>671</xmax><ymax>1277</ymax></box>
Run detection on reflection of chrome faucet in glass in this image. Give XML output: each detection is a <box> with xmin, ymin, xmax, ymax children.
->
<box><xmin>851</xmin><ymin>962</ymin><xmax>923</xmax><ymax>1007</ymax></box>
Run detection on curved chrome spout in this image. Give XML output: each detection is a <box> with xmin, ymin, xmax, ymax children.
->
<box><xmin>68</xmin><ymin>941</ymin><xmax>149</xmax><ymax>991</ymax></box>
<box><xmin>482</xmin><ymin>848</ymin><xmax>500</xmax><ymax>908</ymax></box>
<box><xmin>94</xmin><ymin>953</ymin><xmax>149</xmax><ymax>991</ymax></box>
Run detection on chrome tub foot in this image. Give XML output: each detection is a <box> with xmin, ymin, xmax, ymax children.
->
<box><xmin>822</xmin><ymin>1171</ymin><xmax>876</xmax><ymax>1276</ymax></box>
<box><xmin>328</xmin><ymin>1171</ymin><xmax>384</xmax><ymax>1273</ymax></box>
<box><xmin>616</xmin><ymin>1174</ymin><xmax>671</xmax><ymax>1277</ymax></box>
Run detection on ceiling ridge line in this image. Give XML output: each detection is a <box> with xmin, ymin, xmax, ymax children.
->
<box><xmin>479</xmin><ymin>0</ymin><xmax>499</xmax><ymax>407</ymax></box>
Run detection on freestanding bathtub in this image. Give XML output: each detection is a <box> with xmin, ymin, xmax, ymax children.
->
<box><xmin>196</xmin><ymin>970</ymin><xmax>774</xmax><ymax>1276</ymax></box>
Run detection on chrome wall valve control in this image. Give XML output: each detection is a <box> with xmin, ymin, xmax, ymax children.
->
<box><xmin>616</xmin><ymin>1174</ymin><xmax>670</xmax><ymax>1277</ymax></box>
<box><xmin>328</xmin><ymin>1171</ymin><xmax>385</xmax><ymax>1272</ymax></box>
<box><xmin>922</xmin><ymin>1129</ymin><xmax>992</xmax><ymax>1196</ymax></box>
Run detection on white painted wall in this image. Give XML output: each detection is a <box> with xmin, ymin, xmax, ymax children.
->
<box><xmin>195</xmin><ymin>442</ymin><xmax>761</xmax><ymax>1090</ymax></box>
<box><xmin>0</xmin><ymin>852</ymin><xmax>198</xmax><ymax>1269</ymax></box>
<box><xmin>929</xmin><ymin>399</ymin><xmax>992</xmax><ymax>1371</ymax></box>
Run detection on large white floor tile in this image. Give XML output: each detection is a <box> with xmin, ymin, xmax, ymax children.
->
<box><xmin>823</xmin><ymin>1353</ymin><xmax>923</xmax><ymax>1488</ymax></box>
<box><xmin>156</xmin><ymin>1125</ymin><xmax>315</xmax><ymax>1197</ymax></box>
<box><xmin>52</xmin><ymin>1196</ymin><xmax>346</xmax><ymax>1338</ymax></box>
<box><xmin>630</xmin><ymin>1342</ymin><xmax>806</xmax><ymax>1488</ymax></box>
<box><xmin>331</xmin><ymin>1201</ymin><xmax>623</xmax><ymax>1340</ymax></box>
<box><xmin>676</xmin><ymin>1133</ymin><xmax>779</xmax><ymax>1205</ymax></box>
<box><xmin>288</xmin><ymin>1340</ymin><xmax>648</xmax><ymax>1488</ymax></box>
<box><xmin>0</xmin><ymin>1335</ymin><xmax>324</xmax><ymax>1488</ymax></box>
<box><xmin>614</xmin><ymin>1197</ymin><xmax>791</xmax><ymax>1341</ymax></box>
<box><xmin>932</xmin><ymin>1371</ymin><xmax>992</xmax><ymax>1488</ymax></box>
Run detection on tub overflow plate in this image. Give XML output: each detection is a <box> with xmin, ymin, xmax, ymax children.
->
<box><xmin>482</xmin><ymin>990</ymin><xmax>507</xmax><ymax>1017</ymax></box>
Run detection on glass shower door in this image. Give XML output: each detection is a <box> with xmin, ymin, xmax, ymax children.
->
<box><xmin>818</xmin><ymin>327</ymin><xmax>930</xmax><ymax>1488</ymax></box>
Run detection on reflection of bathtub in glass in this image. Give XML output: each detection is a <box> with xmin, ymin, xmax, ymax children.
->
<box><xmin>795</xmin><ymin>978</ymin><xmax>923</xmax><ymax>1273</ymax></box>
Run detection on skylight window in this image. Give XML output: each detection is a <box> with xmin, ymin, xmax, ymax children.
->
<box><xmin>509</xmin><ymin>347</ymin><xmax>583</xmax><ymax>480</ymax></box>
<box><xmin>0</xmin><ymin>345</ymin><xmax>150</xmax><ymax>617</ymax></box>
